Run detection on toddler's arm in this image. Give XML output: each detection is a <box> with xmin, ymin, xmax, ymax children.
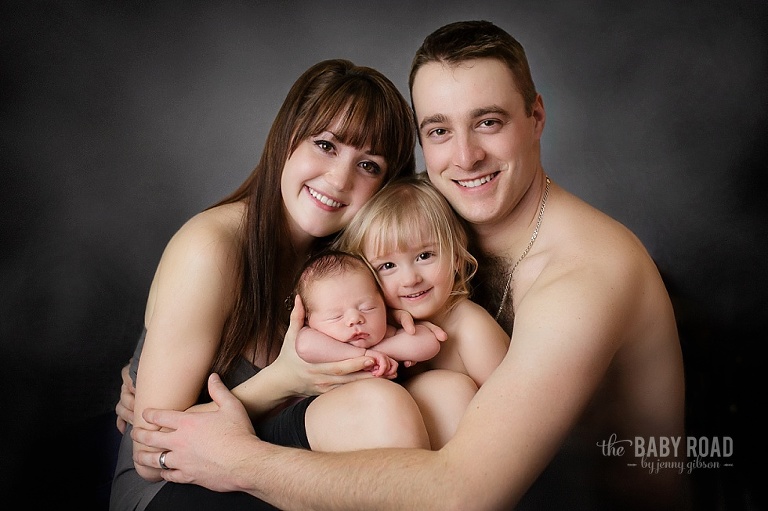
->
<box><xmin>374</xmin><ymin>324</ymin><xmax>441</xmax><ymax>363</ymax></box>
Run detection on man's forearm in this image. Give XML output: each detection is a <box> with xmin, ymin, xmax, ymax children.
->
<box><xmin>235</xmin><ymin>440</ymin><xmax>449</xmax><ymax>511</ymax></box>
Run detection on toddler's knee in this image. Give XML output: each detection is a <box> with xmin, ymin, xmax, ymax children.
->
<box><xmin>352</xmin><ymin>379</ymin><xmax>430</xmax><ymax>449</ymax></box>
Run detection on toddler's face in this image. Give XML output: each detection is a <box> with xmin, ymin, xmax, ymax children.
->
<box><xmin>365</xmin><ymin>238</ymin><xmax>453</xmax><ymax>321</ymax></box>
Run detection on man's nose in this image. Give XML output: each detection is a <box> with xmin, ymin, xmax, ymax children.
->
<box><xmin>453</xmin><ymin>131</ymin><xmax>485</xmax><ymax>170</ymax></box>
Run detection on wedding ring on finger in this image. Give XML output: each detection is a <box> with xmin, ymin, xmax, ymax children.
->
<box><xmin>158</xmin><ymin>450</ymin><xmax>171</xmax><ymax>470</ymax></box>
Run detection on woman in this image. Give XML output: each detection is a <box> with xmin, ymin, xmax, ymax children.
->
<box><xmin>110</xmin><ymin>59</ymin><xmax>427</xmax><ymax>511</ymax></box>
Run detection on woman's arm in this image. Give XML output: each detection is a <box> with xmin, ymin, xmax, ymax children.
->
<box><xmin>131</xmin><ymin>210</ymin><xmax>239</xmax><ymax>481</ymax></box>
<box><xmin>230</xmin><ymin>295</ymin><xmax>383</xmax><ymax>415</ymax></box>
<box><xmin>114</xmin><ymin>295</ymin><xmax>382</xmax><ymax>428</ymax></box>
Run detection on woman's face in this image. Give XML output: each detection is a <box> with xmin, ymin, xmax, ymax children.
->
<box><xmin>281</xmin><ymin>122</ymin><xmax>388</xmax><ymax>245</ymax></box>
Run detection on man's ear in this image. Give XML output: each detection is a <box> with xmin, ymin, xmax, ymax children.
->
<box><xmin>531</xmin><ymin>93</ymin><xmax>546</xmax><ymax>137</ymax></box>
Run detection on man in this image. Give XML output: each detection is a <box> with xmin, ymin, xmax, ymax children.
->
<box><xmin>131</xmin><ymin>20</ymin><xmax>688</xmax><ymax>510</ymax></box>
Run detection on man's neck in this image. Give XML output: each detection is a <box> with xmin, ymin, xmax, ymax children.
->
<box><xmin>473</xmin><ymin>173</ymin><xmax>551</xmax><ymax>260</ymax></box>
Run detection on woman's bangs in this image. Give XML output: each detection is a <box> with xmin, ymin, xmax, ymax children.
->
<box><xmin>331</xmin><ymin>90</ymin><xmax>385</xmax><ymax>153</ymax></box>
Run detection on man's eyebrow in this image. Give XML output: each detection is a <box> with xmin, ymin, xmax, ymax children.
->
<box><xmin>419</xmin><ymin>113</ymin><xmax>447</xmax><ymax>131</ymax></box>
<box><xmin>471</xmin><ymin>105</ymin><xmax>508</xmax><ymax>118</ymax></box>
<box><xmin>419</xmin><ymin>106</ymin><xmax>509</xmax><ymax>131</ymax></box>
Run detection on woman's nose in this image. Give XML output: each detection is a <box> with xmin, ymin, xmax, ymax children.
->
<box><xmin>325</xmin><ymin>160</ymin><xmax>354</xmax><ymax>191</ymax></box>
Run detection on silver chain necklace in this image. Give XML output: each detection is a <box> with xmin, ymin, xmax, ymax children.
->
<box><xmin>494</xmin><ymin>176</ymin><xmax>551</xmax><ymax>321</ymax></box>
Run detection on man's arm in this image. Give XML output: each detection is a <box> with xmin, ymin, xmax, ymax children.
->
<box><xmin>133</xmin><ymin>265</ymin><xmax>627</xmax><ymax>510</ymax></box>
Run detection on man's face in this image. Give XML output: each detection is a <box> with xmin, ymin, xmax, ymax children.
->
<box><xmin>411</xmin><ymin>58</ymin><xmax>545</xmax><ymax>228</ymax></box>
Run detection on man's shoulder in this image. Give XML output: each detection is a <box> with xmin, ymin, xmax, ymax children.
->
<box><xmin>546</xmin><ymin>192</ymin><xmax>655</xmax><ymax>277</ymax></box>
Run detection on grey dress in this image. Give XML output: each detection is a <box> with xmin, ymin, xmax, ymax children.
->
<box><xmin>109</xmin><ymin>330</ymin><xmax>260</xmax><ymax>511</ymax></box>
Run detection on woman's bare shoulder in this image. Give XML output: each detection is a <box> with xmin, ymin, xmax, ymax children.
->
<box><xmin>158</xmin><ymin>201</ymin><xmax>246</xmax><ymax>271</ymax></box>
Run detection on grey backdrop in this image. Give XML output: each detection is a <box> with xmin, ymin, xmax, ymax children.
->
<box><xmin>2</xmin><ymin>0</ymin><xmax>766</xmax><ymax>509</ymax></box>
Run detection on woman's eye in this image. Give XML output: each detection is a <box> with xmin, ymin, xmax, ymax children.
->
<box><xmin>428</xmin><ymin>128</ymin><xmax>447</xmax><ymax>137</ymax></box>
<box><xmin>359</xmin><ymin>160</ymin><xmax>382</xmax><ymax>175</ymax></box>
<box><xmin>315</xmin><ymin>140</ymin><xmax>335</xmax><ymax>152</ymax></box>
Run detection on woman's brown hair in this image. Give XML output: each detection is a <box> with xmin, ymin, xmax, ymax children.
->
<box><xmin>209</xmin><ymin>59</ymin><xmax>415</xmax><ymax>377</ymax></box>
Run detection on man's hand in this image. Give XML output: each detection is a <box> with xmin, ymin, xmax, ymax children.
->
<box><xmin>132</xmin><ymin>373</ymin><xmax>259</xmax><ymax>492</ymax></box>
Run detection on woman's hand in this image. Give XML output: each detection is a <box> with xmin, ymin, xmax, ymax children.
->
<box><xmin>270</xmin><ymin>295</ymin><xmax>378</xmax><ymax>396</ymax></box>
<box><xmin>115</xmin><ymin>362</ymin><xmax>135</xmax><ymax>434</ymax></box>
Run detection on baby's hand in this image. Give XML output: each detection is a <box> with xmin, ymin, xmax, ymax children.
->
<box><xmin>364</xmin><ymin>349</ymin><xmax>398</xmax><ymax>378</ymax></box>
<box><xmin>381</xmin><ymin>355</ymin><xmax>399</xmax><ymax>379</ymax></box>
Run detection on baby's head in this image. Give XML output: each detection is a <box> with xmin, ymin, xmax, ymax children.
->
<box><xmin>295</xmin><ymin>250</ymin><xmax>389</xmax><ymax>348</ymax></box>
<box><xmin>336</xmin><ymin>175</ymin><xmax>477</xmax><ymax>318</ymax></box>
